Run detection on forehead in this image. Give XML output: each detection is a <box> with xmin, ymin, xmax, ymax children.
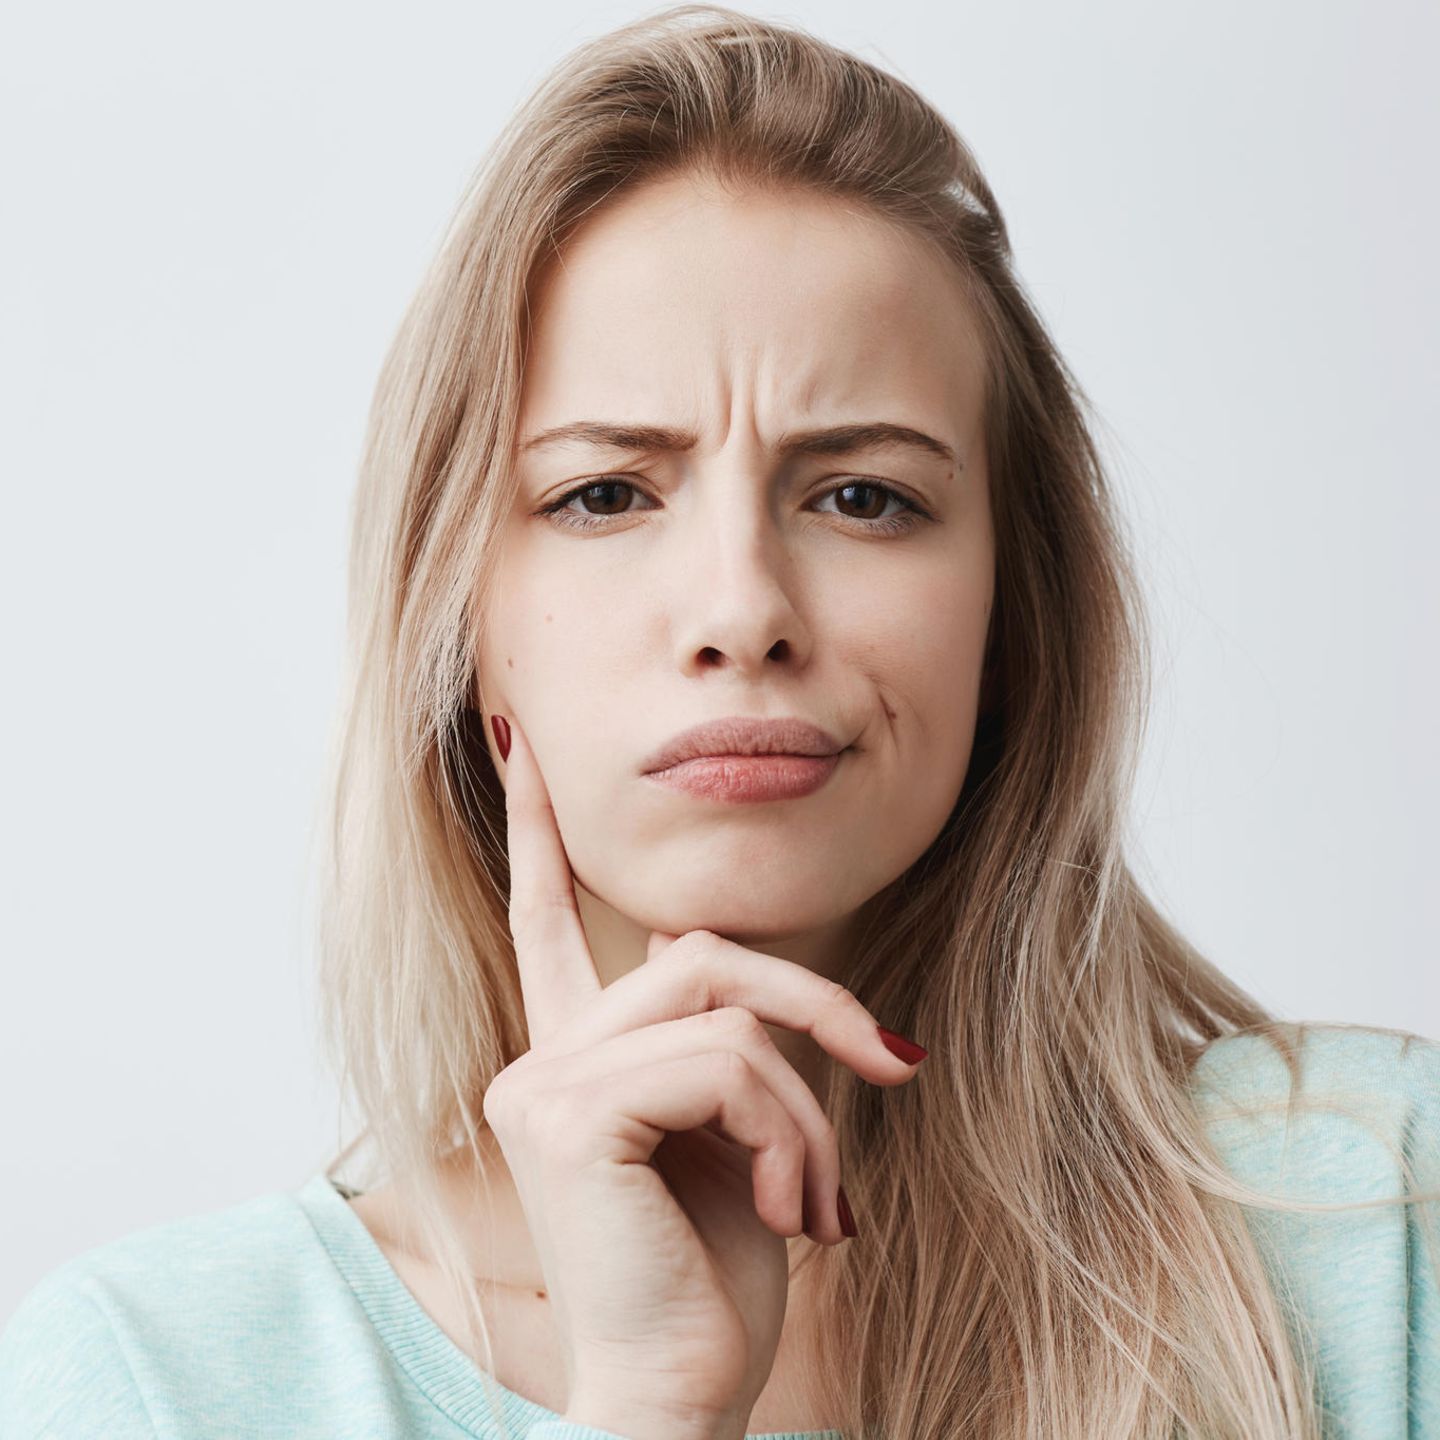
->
<box><xmin>519</xmin><ymin>175</ymin><xmax>986</xmax><ymax>432</ymax></box>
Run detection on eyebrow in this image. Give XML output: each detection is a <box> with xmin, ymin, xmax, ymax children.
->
<box><xmin>518</xmin><ymin>420</ymin><xmax>959</xmax><ymax>468</ymax></box>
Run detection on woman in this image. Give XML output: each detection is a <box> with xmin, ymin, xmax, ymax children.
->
<box><xmin>3</xmin><ymin>6</ymin><xmax>1437</xmax><ymax>1438</ymax></box>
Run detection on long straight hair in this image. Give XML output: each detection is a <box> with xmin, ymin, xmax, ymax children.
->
<box><xmin>312</xmin><ymin>7</ymin><xmax>1439</xmax><ymax>1436</ymax></box>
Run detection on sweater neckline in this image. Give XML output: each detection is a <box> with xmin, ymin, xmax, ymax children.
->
<box><xmin>295</xmin><ymin>1171</ymin><xmax>841</xmax><ymax>1440</ymax></box>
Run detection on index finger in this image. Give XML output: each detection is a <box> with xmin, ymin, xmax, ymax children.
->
<box><xmin>553</xmin><ymin>929</ymin><xmax>926</xmax><ymax>1088</ymax></box>
<box><xmin>491</xmin><ymin>712</ymin><xmax>602</xmax><ymax>1046</ymax></box>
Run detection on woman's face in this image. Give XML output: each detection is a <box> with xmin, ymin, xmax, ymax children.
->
<box><xmin>477</xmin><ymin>172</ymin><xmax>994</xmax><ymax>950</ymax></box>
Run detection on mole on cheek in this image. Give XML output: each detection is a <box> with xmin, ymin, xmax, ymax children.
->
<box><xmin>544</xmin><ymin>613</ymin><xmax>553</xmax><ymax>623</ymax></box>
<box><xmin>506</xmin><ymin>657</ymin><xmax>514</xmax><ymax>669</ymax></box>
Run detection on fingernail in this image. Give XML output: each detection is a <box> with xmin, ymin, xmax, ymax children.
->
<box><xmin>490</xmin><ymin>713</ymin><xmax>512</xmax><ymax>762</ymax></box>
<box><xmin>876</xmin><ymin>1025</ymin><xmax>928</xmax><ymax>1064</ymax></box>
<box><xmin>836</xmin><ymin>1184</ymin><xmax>857</xmax><ymax>1239</ymax></box>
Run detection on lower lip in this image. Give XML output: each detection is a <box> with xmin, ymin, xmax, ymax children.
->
<box><xmin>643</xmin><ymin>751</ymin><xmax>844</xmax><ymax>803</ymax></box>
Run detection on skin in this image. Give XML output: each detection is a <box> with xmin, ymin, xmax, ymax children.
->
<box><xmin>353</xmin><ymin>170</ymin><xmax>996</xmax><ymax>1428</ymax></box>
<box><xmin>479</xmin><ymin>169</ymin><xmax>994</xmax><ymax>1094</ymax></box>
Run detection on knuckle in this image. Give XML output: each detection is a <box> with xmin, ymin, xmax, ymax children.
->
<box><xmin>818</xmin><ymin>1109</ymin><xmax>840</xmax><ymax>1153</ymax></box>
<box><xmin>481</xmin><ymin>1077</ymin><xmax>508</xmax><ymax>1128</ymax></box>
<box><xmin>484</xmin><ymin>1058</ymin><xmax>562</xmax><ymax>1138</ymax></box>
<box><xmin>482</xmin><ymin>1067</ymin><xmax>529</xmax><ymax>1133</ymax></box>
<box><xmin>652</xmin><ymin>934</ymin><xmax>724</xmax><ymax>1010</ymax></box>
<box><xmin>656</xmin><ymin>928</ymin><xmax>710</xmax><ymax>965</ymax></box>
<box><xmin>785</xmin><ymin>1115</ymin><xmax>809</xmax><ymax>1154</ymax></box>
<box><xmin>716</xmin><ymin>1048</ymin><xmax>755</xmax><ymax>1087</ymax></box>
<box><xmin>528</xmin><ymin>1087</ymin><xmax>589</xmax><ymax>1149</ymax></box>
<box><xmin>796</xmin><ymin>1081</ymin><xmax>836</xmax><ymax>1146</ymax></box>
<box><xmin>768</xmin><ymin>1110</ymin><xmax>805</xmax><ymax>1161</ymax></box>
<box><xmin>814</xmin><ymin>977</ymin><xmax>855</xmax><ymax>1026</ymax></box>
<box><xmin>709</xmin><ymin>1005</ymin><xmax>766</xmax><ymax>1046</ymax></box>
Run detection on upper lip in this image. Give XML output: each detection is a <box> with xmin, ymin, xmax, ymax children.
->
<box><xmin>641</xmin><ymin>715</ymin><xmax>847</xmax><ymax>774</ymax></box>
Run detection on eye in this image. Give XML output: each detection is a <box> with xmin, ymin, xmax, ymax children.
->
<box><xmin>812</xmin><ymin>479</ymin><xmax>928</xmax><ymax>535</ymax></box>
<box><xmin>537</xmin><ymin>476</ymin><xmax>930</xmax><ymax>535</ymax></box>
<box><xmin>538</xmin><ymin>478</ymin><xmax>657</xmax><ymax>531</ymax></box>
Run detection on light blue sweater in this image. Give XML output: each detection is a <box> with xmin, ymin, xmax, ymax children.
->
<box><xmin>2</xmin><ymin>1026</ymin><xmax>1437</xmax><ymax>1438</ymax></box>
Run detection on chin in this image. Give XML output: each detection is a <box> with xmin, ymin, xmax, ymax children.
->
<box><xmin>634</xmin><ymin>891</ymin><xmax>855</xmax><ymax>948</ymax></box>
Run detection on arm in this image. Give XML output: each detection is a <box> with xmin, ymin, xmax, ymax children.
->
<box><xmin>0</xmin><ymin>1266</ymin><xmax>156</xmax><ymax>1438</ymax></box>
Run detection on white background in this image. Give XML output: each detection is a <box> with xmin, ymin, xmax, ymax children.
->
<box><xmin>3</xmin><ymin>0</ymin><xmax>1436</xmax><ymax>1316</ymax></box>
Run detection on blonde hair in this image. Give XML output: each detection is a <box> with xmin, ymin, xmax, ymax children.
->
<box><xmin>312</xmin><ymin>7</ymin><xmax>1439</xmax><ymax>1436</ymax></box>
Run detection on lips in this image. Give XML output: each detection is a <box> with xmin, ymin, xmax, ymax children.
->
<box><xmin>640</xmin><ymin>715</ymin><xmax>846</xmax><ymax>775</ymax></box>
<box><xmin>645</xmin><ymin>752</ymin><xmax>842</xmax><ymax>803</ymax></box>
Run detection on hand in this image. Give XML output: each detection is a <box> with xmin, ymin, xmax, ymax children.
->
<box><xmin>480</xmin><ymin>713</ymin><xmax>926</xmax><ymax>1440</ymax></box>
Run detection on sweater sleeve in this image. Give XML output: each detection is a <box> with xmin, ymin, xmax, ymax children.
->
<box><xmin>1193</xmin><ymin>1026</ymin><xmax>1440</xmax><ymax>1435</ymax></box>
<box><xmin>0</xmin><ymin>1264</ymin><xmax>156</xmax><ymax>1437</ymax></box>
<box><xmin>1403</xmin><ymin>1034</ymin><xmax>1440</xmax><ymax>1430</ymax></box>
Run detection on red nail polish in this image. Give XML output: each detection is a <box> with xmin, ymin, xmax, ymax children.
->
<box><xmin>876</xmin><ymin>1025</ymin><xmax>928</xmax><ymax>1064</ymax></box>
<box><xmin>836</xmin><ymin>1184</ymin><xmax>857</xmax><ymax>1238</ymax></box>
<box><xmin>490</xmin><ymin>713</ymin><xmax>511</xmax><ymax>761</ymax></box>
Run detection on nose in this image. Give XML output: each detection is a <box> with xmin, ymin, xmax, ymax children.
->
<box><xmin>666</xmin><ymin>471</ymin><xmax>815</xmax><ymax>679</ymax></box>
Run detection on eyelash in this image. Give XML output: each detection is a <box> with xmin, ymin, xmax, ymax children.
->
<box><xmin>538</xmin><ymin>477</ymin><xmax>931</xmax><ymax>536</ymax></box>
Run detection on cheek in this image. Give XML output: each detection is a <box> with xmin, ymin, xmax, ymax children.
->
<box><xmin>475</xmin><ymin>551</ymin><xmax>647</xmax><ymax>735</ymax></box>
<box><xmin>479</xmin><ymin>540</ymin><xmax>582</xmax><ymax>681</ymax></box>
<box><xmin>846</xmin><ymin>559</ymin><xmax>991</xmax><ymax>700</ymax></box>
<box><xmin>835</xmin><ymin>556</ymin><xmax>993</xmax><ymax>814</ymax></box>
